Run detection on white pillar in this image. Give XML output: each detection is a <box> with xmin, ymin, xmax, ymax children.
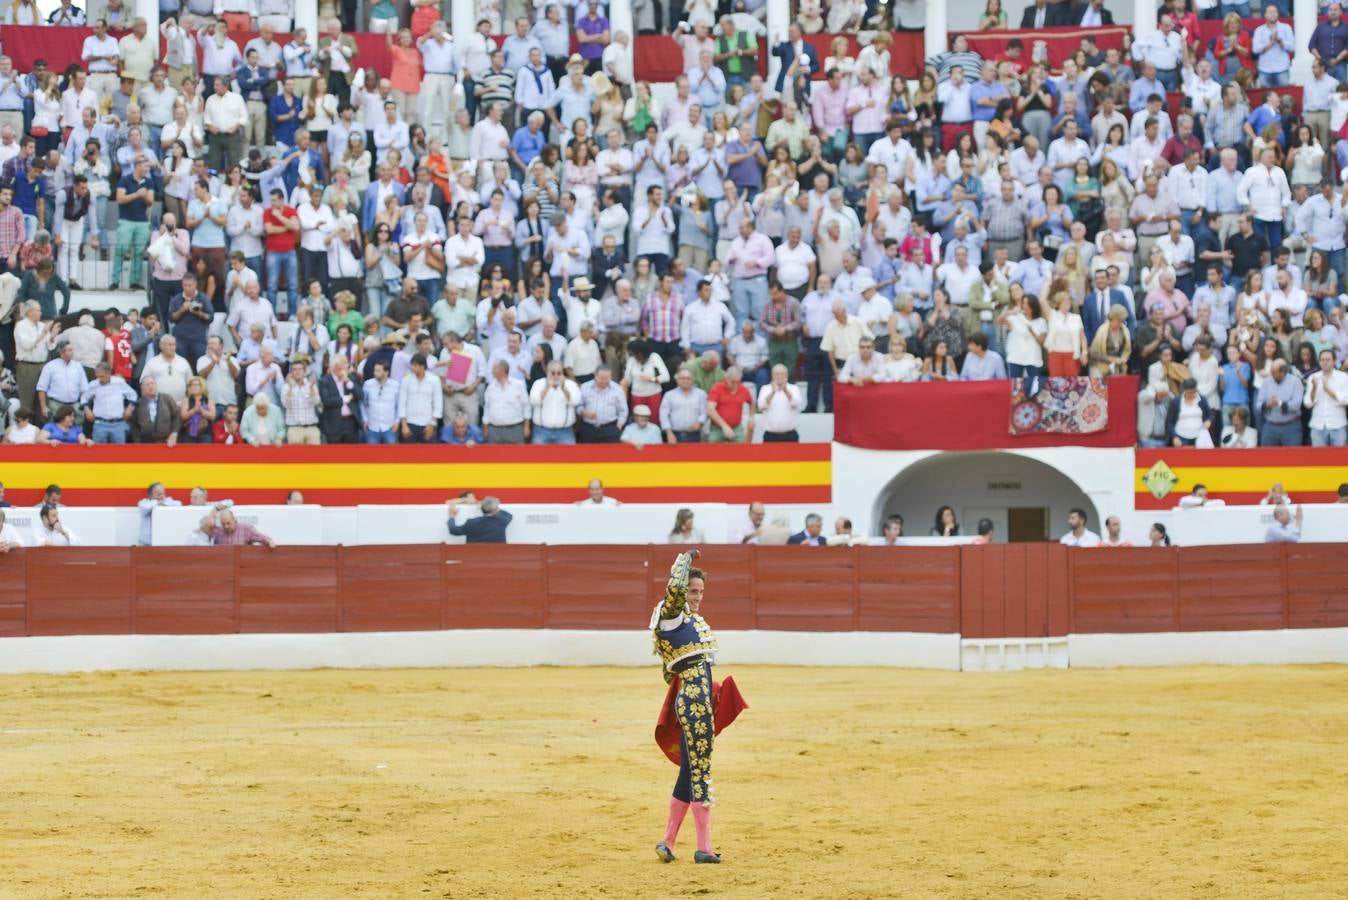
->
<box><xmin>134</xmin><ymin>0</ymin><xmax>159</xmax><ymax>36</ymax></box>
<box><xmin>609</xmin><ymin>0</ymin><xmax>633</xmax><ymax>77</ymax></box>
<box><xmin>766</xmin><ymin>0</ymin><xmax>789</xmax><ymax>90</ymax></box>
<box><xmin>296</xmin><ymin>0</ymin><xmax>319</xmax><ymax>39</ymax></box>
<box><xmin>1133</xmin><ymin>0</ymin><xmax>1156</xmax><ymax>43</ymax></box>
<box><xmin>1292</xmin><ymin>0</ymin><xmax>1317</xmax><ymax>83</ymax></box>
<box><xmin>925</xmin><ymin>0</ymin><xmax>947</xmax><ymax>61</ymax></box>
<box><xmin>451</xmin><ymin>0</ymin><xmax>474</xmax><ymax>50</ymax></box>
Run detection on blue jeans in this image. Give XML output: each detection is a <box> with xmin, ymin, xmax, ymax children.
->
<box><xmin>1253</xmin><ymin>219</ymin><xmax>1282</xmax><ymax>253</ymax></box>
<box><xmin>1179</xmin><ymin>208</ymin><xmax>1199</xmax><ymax>240</ymax></box>
<box><xmin>1311</xmin><ymin>425</ymin><xmax>1348</xmax><ymax>447</ymax></box>
<box><xmin>1156</xmin><ymin>68</ymin><xmax>1179</xmax><ymax>92</ymax></box>
<box><xmin>1260</xmin><ymin>419</ymin><xmax>1302</xmax><ymax>446</ymax></box>
<box><xmin>1220</xmin><ymin>1</ymin><xmax>1251</xmax><ymax>15</ymax></box>
<box><xmin>1329</xmin><ymin>63</ymin><xmax>1348</xmax><ymax>84</ymax></box>
<box><xmin>92</xmin><ymin>420</ymin><xmax>128</xmax><ymax>443</ymax></box>
<box><xmin>731</xmin><ymin>274</ymin><xmax>768</xmax><ymax>326</ymax></box>
<box><xmin>532</xmin><ymin>425</ymin><xmax>576</xmax><ymax>444</ymax></box>
<box><xmin>1258</xmin><ymin>70</ymin><xmax>1290</xmax><ymax>89</ymax></box>
<box><xmin>362</xmin><ymin>429</ymin><xmax>398</xmax><ymax>444</ymax></box>
<box><xmin>689</xmin><ymin>341</ymin><xmax>722</xmax><ymax>358</ymax></box>
<box><xmin>416</xmin><ymin>277</ymin><xmax>442</xmax><ymax>305</ymax></box>
<box><xmin>266</xmin><ymin>250</ymin><xmax>298</xmax><ymax>314</ymax></box>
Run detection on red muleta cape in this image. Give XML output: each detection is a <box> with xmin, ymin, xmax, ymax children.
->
<box><xmin>654</xmin><ymin>675</ymin><xmax>748</xmax><ymax>765</ymax></box>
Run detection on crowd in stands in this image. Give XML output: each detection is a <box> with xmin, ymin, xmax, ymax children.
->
<box><xmin>0</xmin><ymin>0</ymin><xmax>1346</xmax><ymax>449</ymax></box>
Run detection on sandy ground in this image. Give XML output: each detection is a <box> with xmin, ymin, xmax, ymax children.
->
<box><xmin>1</xmin><ymin>665</ymin><xmax>1346</xmax><ymax>899</ymax></box>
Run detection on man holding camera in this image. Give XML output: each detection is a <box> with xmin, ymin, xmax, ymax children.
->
<box><xmin>167</xmin><ymin>272</ymin><xmax>214</xmax><ymax>366</ymax></box>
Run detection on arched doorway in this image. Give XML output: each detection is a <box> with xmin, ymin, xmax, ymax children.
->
<box><xmin>872</xmin><ymin>452</ymin><xmax>1101</xmax><ymax>542</ymax></box>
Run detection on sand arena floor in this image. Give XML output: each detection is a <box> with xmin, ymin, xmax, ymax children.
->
<box><xmin>1</xmin><ymin>664</ymin><xmax>1346</xmax><ymax>898</ymax></box>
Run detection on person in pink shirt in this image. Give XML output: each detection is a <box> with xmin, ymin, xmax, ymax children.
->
<box><xmin>844</xmin><ymin>66</ymin><xmax>889</xmax><ymax>153</ymax></box>
<box><xmin>725</xmin><ymin>218</ymin><xmax>774</xmax><ymax>325</ymax></box>
<box><xmin>1143</xmin><ymin>270</ymin><xmax>1191</xmax><ymax>333</ymax></box>
<box><xmin>387</xmin><ymin>29</ymin><xmax>423</xmax><ymax>124</ymax></box>
<box><xmin>811</xmin><ymin>67</ymin><xmax>850</xmax><ymax>159</ymax></box>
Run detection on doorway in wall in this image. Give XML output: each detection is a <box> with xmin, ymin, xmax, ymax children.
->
<box><xmin>872</xmin><ymin>451</ymin><xmax>1099</xmax><ymax>541</ymax></box>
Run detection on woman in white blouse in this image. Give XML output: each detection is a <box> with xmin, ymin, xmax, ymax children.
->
<box><xmin>1044</xmin><ymin>291</ymin><xmax>1088</xmax><ymax>376</ymax></box>
<box><xmin>622</xmin><ymin>339</ymin><xmax>670</xmax><ymax>421</ymax></box>
<box><xmin>998</xmin><ymin>288</ymin><xmax>1048</xmax><ymax>380</ymax></box>
<box><xmin>160</xmin><ymin>102</ymin><xmax>204</xmax><ymax>159</ymax></box>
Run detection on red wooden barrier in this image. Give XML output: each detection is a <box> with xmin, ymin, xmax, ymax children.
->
<box><xmin>1</xmin><ymin>544</ymin><xmax>1343</xmax><ymax>640</ymax></box>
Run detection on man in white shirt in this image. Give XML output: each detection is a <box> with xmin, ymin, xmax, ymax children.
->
<box><xmin>469</xmin><ymin>102</ymin><xmax>511</xmax><ymax>183</ymax></box>
<box><xmin>865</xmin><ymin>120</ymin><xmax>914</xmax><ymax>190</ymax></box>
<box><xmin>1304</xmin><ymin>348</ymin><xmax>1348</xmax><ymax>446</ymax></box>
<box><xmin>418</xmin><ymin>22</ymin><xmax>457</xmax><ymax>142</ymax></box>
<box><xmin>546</xmin><ymin>216</ymin><xmax>591</xmax><ymax>284</ymax></box>
<box><xmin>141</xmin><ymin>334</ymin><xmax>192</xmax><ymax>405</ymax></box>
<box><xmin>226</xmin><ymin>189</ymin><xmax>264</xmax><ymax>273</ymax></box>
<box><xmin>774</xmin><ymin>226</ymin><xmax>816</xmax><ymax>296</ymax></box>
<box><xmin>443</xmin><ymin>215</ymin><xmax>486</xmax><ymax>299</ymax></box>
<box><xmin>397</xmin><ymin>352</ymin><xmax>443</xmax><ymax>442</ymax></box>
<box><xmin>1059</xmin><ymin>508</ymin><xmax>1103</xmax><ymax>547</ymax></box>
<box><xmin>203</xmin><ymin>75</ymin><xmax>247</xmax><ymax>170</ymax></box>
<box><xmin>82</xmin><ymin>19</ymin><xmax>122</xmax><ymax>100</ymax></box>
<box><xmin>1238</xmin><ymin>147</ymin><xmax>1292</xmax><ymax>250</ymax></box>
<box><xmin>680</xmin><ymin>279</ymin><xmax>735</xmax><ymax>355</ymax></box>
<box><xmin>529</xmin><ymin>360</ymin><xmax>580</xmax><ymax>443</ymax></box>
<box><xmin>756</xmin><ymin>363</ymin><xmax>803</xmax><ymax>441</ymax></box>
<box><xmin>483</xmin><ymin>359</ymin><xmax>531</xmax><ymax>443</ymax></box>
<box><xmin>297</xmin><ymin>186</ymin><xmax>334</xmax><ymax>294</ymax></box>
<box><xmin>59</xmin><ymin>71</ymin><xmax>98</xmax><ymax>133</ymax></box>
<box><xmin>373</xmin><ymin>100</ymin><xmax>410</xmax><ymax>166</ymax></box>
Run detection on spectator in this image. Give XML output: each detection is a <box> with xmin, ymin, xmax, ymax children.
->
<box><xmin>707</xmin><ymin>366</ymin><xmax>754</xmax><ymax>443</ymax></box>
<box><xmin>1304</xmin><ymin>347</ymin><xmax>1348</xmax><ymax>445</ymax></box>
<box><xmin>1059</xmin><ymin>508</ymin><xmax>1102</xmax><ymax>547</ymax></box>
<box><xmin>1257</xmin><ymin>359</ymin><xmax>1305</xmax><ymax>445</ymax></box>
<box><xmin>131</xmin><ymin>374</ymin><xmax>180</xmax><ymax>445</ymax></box>
<box><xmin>576</xmin><ymin>365</ymin><xmax>627</xmax><ymax>443</ymax></box>
<box><xmin>661</xmin><ymin>366</ymin><xmax>708</xmax><ymax>443</ymax></box>
<box><xmin>620</xmin><ymin>403</ymin><xmax>663</xmax><ymax>448</ymax></box>
<box><xmin>136</xmin><ymin>481</ymin><xmax>181</xmax><ymax>545</ymax></box>
<box><xmin>241</xmin><ymin>393</ymin><xmax>286</xmax><ymax>445</ymax></box>
<box><xmin>786</xmin><ymin>513</ymin><xmax>826</xmax><ymax>546</ymax></box>
<box><xmin>447</xmin><ymin>495</ymin><xmax>512</xmax><ymax>543</ymax></box>
<box><xmin>482</xmin><ymin>358</ymin><xmax>530</xmax><ymax>444</ymax></box>
<box><xmin>213</xmin><ymin>509</ymin><xmax>275</xmax><ymax>547</ymax></box>
<box><xmin>142</xmin><ymin>334</ymin><xmax>191</xmax><ymax>406</ymax></box>
<box><xmin>529</xmin><ymin>359</ymin><xmax>579</xmax><ymax>444</ymax></box>
<box><xmin>1264</xmin><ymin>504</ymin><xmax>1303</xmax><ymax>543</ymax></box>
<box><xmin>80</xmin><ymin>362</ymin><xmax>137</xmax><ymax>444</ymax></box>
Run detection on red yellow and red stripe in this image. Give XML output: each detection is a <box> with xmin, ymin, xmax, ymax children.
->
<box><xmin>0</xmin><ymin>444</ymin><xmax>833</xmax><ymax>507</ymax></box>
<box><xmin>1134</xmin><ymin>448</ymin><xmax>1348</xmax><ymax>509</ymax></box>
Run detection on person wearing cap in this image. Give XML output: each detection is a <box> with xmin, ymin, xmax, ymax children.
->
<box><xmin>852</xmin><ymin>276</ymin><xmax>893</xmax><ymax>353</ymax></box>
<box><xmin>546</xmin><ymin>61</ymin><xmax>595</xmax><ymax>141</ymax></box>
<box><xmin>620</xmin><ymin>403</ymin><xmax>663</xmax><ymax>447</ymax></box>
<box><xmin>1165</xmin><ymin>377</ymin><xmax>1215</xmax><ymax>447</ymax></box>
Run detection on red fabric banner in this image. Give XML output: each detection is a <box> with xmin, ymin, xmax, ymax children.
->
<box><xmin>630</xmin><ymin>31</ymin><xmax>926</xmax><ymax>85</ymax></box>
<box><xmin>1165</xmin><ymin>85</ymin><xmax>1301</xmax><ymax>128</ymax></box>
<box><xmin>953</xmin><ymin>25</ymin><xmax>1129</xmax><ymax>73</ymax></box>
<box><xmin>0</xmin><ymin>25</ymin><xmax>394</xmax><ymax>79</ymax></box>
<box><xmin>832</xmin><ymin>376</ymin><xmax>1139</xmax><ymax>451</ymax></box>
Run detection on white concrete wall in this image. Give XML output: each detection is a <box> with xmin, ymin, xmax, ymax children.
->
<box><xmin>0</xmin><ymin>629</ymin><xmax>963</xmax><ymax>673</ymax></box>
<box><xmin>831</xmin><ymin>445</ymin><xmax>1137</xmax><ymax>541</ymax></box>
<box><xmin>3</xmin><ymin>627</ymin><xmax>1344</xmax><ymax>674</ymax></box>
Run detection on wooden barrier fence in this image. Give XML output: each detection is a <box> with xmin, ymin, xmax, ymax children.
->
<box><xmin>1</xmin><ymin>544</ymin><xmax>1344</xmax><ymax>639</ymax></box>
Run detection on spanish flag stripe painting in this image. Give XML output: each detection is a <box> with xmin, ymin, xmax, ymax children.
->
<box><xmin>1133</xmin><ymin>448</ymin><xmax>1348</xmax><ymax>510</ymax></box>
<box><xmin>0</xmin><ymin>445</ymin><xmax>832</xmax><ymax>507</ymax></box>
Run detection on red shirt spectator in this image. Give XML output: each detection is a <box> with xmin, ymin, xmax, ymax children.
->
<box><xmin>263</xmin><ymin>202</ymin><xmax>299</xmax><ymax>253</ymax></box>
<box><xmin>104</xmin><ymin>323</ymin><xmax>134</xmax><ymax>379</ymax></box>
<box><xmin>708</xmin><ymin>378</ymin><xmax>753</xmax><ymax>428</ymax></box>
